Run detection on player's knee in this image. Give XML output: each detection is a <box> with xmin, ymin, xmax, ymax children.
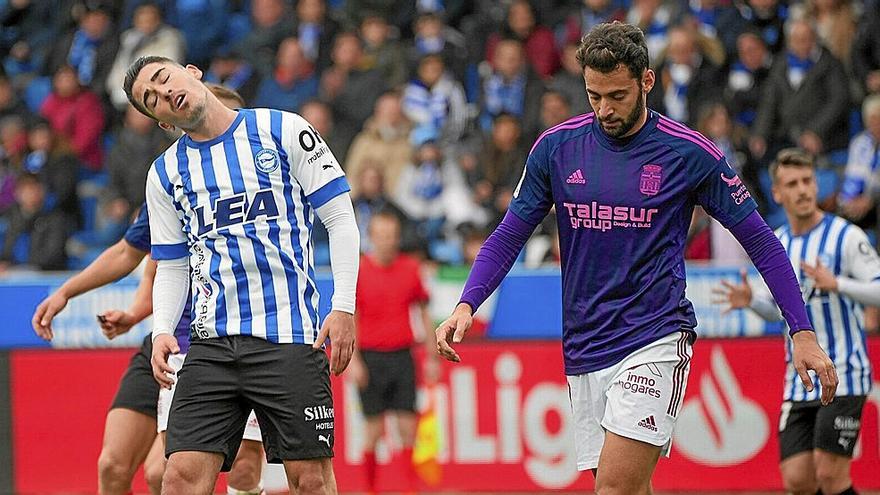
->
<box><xmin>290</xmin><ymin>471</ymin><xmax>326</xmax><ymax>494</ymax></box>
<box><xmin>144</xmin><ymin>459</ymin><xmax>165</xmax><ymax>492</ymax></box>
<box><xmin>228</xmin><ymin>457</ymin><xmax>261</xmax><ymax>491</ymax></box>
<box><xmin>815</xmin><ymin>462</ymin><xmax>849</xmax><ymax>493</ymax></box>
<box><xmin>161</xmin><ymin>460</ymin><xmax>200</xmax><ymax>495</ymax></box>
<box><xmin>97</xmin><ymin>449</ymin><xmax>135</xmax><ymax>485</ymax></box>
<box><xmin>782</xmin><ymin>473</ymin><xmax>818</xmax><ymax>495</ymax></box>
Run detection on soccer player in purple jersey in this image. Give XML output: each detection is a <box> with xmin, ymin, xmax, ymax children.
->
<box><xmin>435</xmin><ymin>21</ymin><xmax>838</xmax><ymax>494</ymax></box>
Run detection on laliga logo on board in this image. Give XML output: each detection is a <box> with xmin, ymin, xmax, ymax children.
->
<box><xmin>675</xmin><ymin>346</ymin><xmax>769</xmax><ymax>466</ymax></box>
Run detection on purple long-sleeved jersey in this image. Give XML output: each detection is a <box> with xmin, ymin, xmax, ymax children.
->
<box><xmin>506</xmin><ymin>111</ymin><xmax>761</xmax><ymax>374</ymax></box>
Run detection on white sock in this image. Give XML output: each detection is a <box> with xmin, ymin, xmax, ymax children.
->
<box><xmin>227</xmin><ymin>480</ymin><xmax>263</xmax><ymax>495</ymax></box>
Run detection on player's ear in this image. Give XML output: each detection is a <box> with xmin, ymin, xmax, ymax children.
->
<box><xmin>185</xmin><ymin>64</ymin><xmax>203</xmax><ymax>81</ymax></box>
<box><xmin>158</xmin><ymin>121</ymin><xmax>174</xmax><ymax>131</ymax></box>
<box><xmin>642</xmin><ymin>69</ymin><xmax>656</xmax><ymax>94</ymax></box>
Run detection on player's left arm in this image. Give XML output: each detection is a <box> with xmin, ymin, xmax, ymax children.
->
<box><xmin>803</xmin><ymin>226</ymin><xmax>880</xmax><ymax>306</ymax></box>
<box><xmin>281</xmin><ymin>111</ymin><xmax>359</xmax><ymax>375</ymax></box>
<box><xmin>696</xmin><ymin>156</ymin><xmax>838</xmax><ymax>404</ymax></box>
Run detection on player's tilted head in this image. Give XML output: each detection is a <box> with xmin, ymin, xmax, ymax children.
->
<box><xmin>576</xmin><ymin>21</ymin><xmax>649</xmax><ymax>80</ymax></box>
<box><xmin>123</xmin><ymin>55</ymin><xmax>211</xmax><ymax>132</ymax></box>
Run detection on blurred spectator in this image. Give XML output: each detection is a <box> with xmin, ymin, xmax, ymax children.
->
<box><xmin>538</xmin><ymin>90</ymin><xmax>575</xmax><ymax>135</ymax></box>
<box><xmin>235</xmin><ymin>0</ymin><xmax>294</xmax><ymax>78</ymax></box>
<box><xmin>347</xmin><ymin>91</ymin><xmax>413</xmax><ymax>195</ymax></box>
<box><xmin>394</xmin><ymin>126</ymin><xmax>482</xmax><ymax>242</ymax></box>
<box><xmin>40</xmin><ymin>65</ymin><xmax>105</xmax><ymax>171</ymax></box>
<box><xmin>360</xmin><ymin>14</ymin><xmax>408</xmax><ymax>88</ymax></box>
<box><xmin>461</xmin><ymin>224</ymin><xmax>490</xmax><ymax>266</ymax></box>
<box><xmin>0</xmin><ymin>173</ymin><xmax>69</xmax><ymax>272</ymax></box>
<box><xmin>350</xmin><ymin>162</ymin><xmax>419</xmax><ymax>253</ymax></box>
<box><xmin>626</xmin><ymin>0</ymin><xmax>681</xmax><ymax>63</ymax></box>
<box><xmin>852</xmin><ymin>6</ymin><xmax>880</xmax><ymax>96</ymax></box>
<box><xmin>838</xmin><ymin>94</ymin><xmax>880</xmax><ymax>230</ymax></box>
<box><xmin>725</xmin><ymin>30</ymin><xmax>772</xmax><ymax>128</ymax></box>
<box><xmin>740</xmin><ymin>0</ymin><xmax>788</xmax><ymax>54</ymax></box>
<box><xmin>485</xmin><ymin>0</ymin><xmax>559</xmax><ymax>80</ymax></box>
<box><xmin>254</xmin><ymin>37</ymin><xmax>319</xmax><ymax>113</ymax></box>
<box><xmin>401</xmin><ymin>54</ymin><xmax>468</xmax><ymax>150</ymax></box>
<box><xmin>751</xmin><ymin>19</ymin><xmax>849</xmax><ymax>160</ymax></box>
<box><xmin>0</xmin><ymin>71</ymin><xmax>29</xmax><ymax>119</ymax></box>
<box><xmin>479</xmin><ymin>38</ymin><xmax>544</xmax><ymax>136</ymax></box>
<box><xmin>342</xmin><ymin>0</ymin><xmax>416</xmax><ymax>36</ymax></box>
<box><xmin>687</xmin><ymin>0</ymin><xmax>747</xmax><ymax>58</ymax></box>
<box><xmin>203</xmin><ymin>49</ymin><xmax>260</xmax><ymax>105</ymax></box>
<box><xmin>292</xmin><ymin>0</ymin><xmax>340</xmax><ymax>72</ymax></box>
<box><xmin>46</xmin><ymin>1</ymin><xmax>118</xmax><ymax>98</ymax></box>
<box><xmin>23</xmin><ymin>119</ymin><xmax>80</xmax><ymax>224</ymax></box>
<box><xmin>106</xmin><ymin>2</ymin><xmax>185</xmax><ymax>112</ymax></box>
<box><xmin>549</xmin><ymin>42</ymin><xmax>590</xmax><ymax>116</ymax></box>
<box><xmin>104</xmin><ymin>106</ymin><xmax>173</xmax><ymax>220</ymax></box>
<box><xmin>406</xmin><ymin>11</ymin><xmax>468</xmax><ymax>82</ymax></box>
<box><xmin>791</xmin><ymin>0</ymin><xmax>857</xmax><ymax>69</ymax></box>
<box><xmin>464</xmin><ymin>113</ymin><xmax>526</xmax><ymax>222</ymax></box>
<box><xmin>0</xmin><ymin>0</ymin><xmax>58</xmax><ymax>75</ymax></box>
<box><xmin>557</xmin><ymin>0</ymin><xmax>627</xmax><ymax>48</ymax></box>
<box><xmin>299</xmin><ymin>99</ymin><xmax>344</xmax><ymax>160</ymax></box>
<box><xmin>320</xmin><ymin>32</ymin><xmax>388</xmax><ymax>158</ymax></box>
<box><xmin>649</xmin><ymin>25</ymin><xmax>725</xmax><ymax>126</ymax></box>
<box><xmin>0</xmin><ymin>115</ymin><xmax>28</xmax><ymax>170</ymax></box>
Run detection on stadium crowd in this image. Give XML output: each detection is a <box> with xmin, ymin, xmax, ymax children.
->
<box><xmin>0</xmin><ymin>0</ymin><xmax>878</xmax><ymax>271</ymax></box>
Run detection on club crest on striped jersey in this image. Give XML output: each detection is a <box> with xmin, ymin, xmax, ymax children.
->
<box><xmin>640</xmin><ymin>164</ymin><xmax>663</xmax><ymax>196</ymax></box>
<box><xmin>255</xmin><ymin>148</ymin><xmax>280</xmax><ymax>174</ymax></box>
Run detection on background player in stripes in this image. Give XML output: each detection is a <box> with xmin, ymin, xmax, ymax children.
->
<box><xmin>714</xmin><ymin>148</ymin><xmax>879</xmax><ymax>495</ymax></box>
<box><xmin>435</xmin><ymin>21</ymin><xmax>837</xmax><ymax>495</ymax></box>
<box><xmin>29</xmin><ymin>84</ymin><xmax>272</xmax><ymax>495</ymax></box>
<box><xmin>124</xmin><ymin>55</ymin><xmax>359</xmax><ymax>495</ymax></box>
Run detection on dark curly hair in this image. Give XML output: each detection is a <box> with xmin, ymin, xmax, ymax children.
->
<box><xmin>576</xmin><ymin>21</ymin><xmax>649</xmax><ymax>80</ymax></box>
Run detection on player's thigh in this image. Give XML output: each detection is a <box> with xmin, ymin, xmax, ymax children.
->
<box><xmin>601</xmin><ymin>332</ymin><xmax>692</xmax><ymax>461</ymax></box>
<box><xmin>100</xmin><ymin>408</ymin><xmax>156</xmax><ymax>469</ymax></box>
<box><xmin>595</xmin><ymin>430</ymin><xmax>661</xmax><ymax>495</ymax></box>
<box><xmin>109</xmin><ymin>336</ymin><xmax>159</xmax><ymax>418</ymax></box>
<box><xmin>165</xmin><ymin>338</ymin><xmax>250</xmax><ymax>472</ymax></box>
<box><xmin>814</xmin><ymin>395</ymin><xmax>867</xmax><ymax>459</ymax></box>
<box><xmin>239</xmin><ymin>337</ymin><xmax>334</xmax><ymax>463</ymax></box>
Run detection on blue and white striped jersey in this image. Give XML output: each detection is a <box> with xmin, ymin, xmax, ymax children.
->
<box><xmin>145</xmin><ymin>108</ymin><xmax>350</xmax><ymax>345</ymax></box>
<box><xmin>776</xmin><ymin>214</ymin><xmax>879</xmax><ymax>400</ymax></box>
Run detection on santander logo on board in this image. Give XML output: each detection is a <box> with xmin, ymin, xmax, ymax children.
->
<box><xmin>675</xmin><ymin>345</ymin><xmax>769</xmax><ymax>466</ymax></box>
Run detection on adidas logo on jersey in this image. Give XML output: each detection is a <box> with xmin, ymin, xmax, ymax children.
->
<box><xmin>638</xmin><ymin>415</ymin><xmax>658</xmax><ymax>432</ymax></box>
<box><xmin>566</xmin><ymin>169</ymin><xmax>586</xmax><ymax>184</ymax></box>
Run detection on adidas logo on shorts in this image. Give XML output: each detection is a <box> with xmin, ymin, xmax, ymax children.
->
<box><xmin>638</xmin><ymin>415</ymin><xmax>658</xmax><ymax>432</ymax></box>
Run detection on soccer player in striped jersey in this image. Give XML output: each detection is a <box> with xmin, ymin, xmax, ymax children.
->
<box><xmin>124</xmin><ymin>55</ymin><xmax>359</xmax><ymax>495</ymax></box>
<box><xmin>435</xmin><ymin>22</ymin><xmax>837</xmax><ymax>495</ymax></box>
<box><xmin>29</xmin><ymin>85</ymin><xmax>272</xmax><ymax>495</ymax></box>
<box><xmin>714</xmin><ymin>149</ymin><xmax>879</xmax><ymax>495</ymax></box>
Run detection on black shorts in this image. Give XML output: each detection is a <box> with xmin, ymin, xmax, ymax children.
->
<box><xmin>779</xmin><ymin>395</ymin><xmax>867</xmax><ymax>460</ymax></box>
<box><xmin>359</xmin><ymin>349</ymin><xmax>416</xmax><ymax>417</ymax></box>
<box><xmin>165</xmin><ymin>336</ymin><xmax>333</xmax><ymax>471</ymax></box>
<box><xmin>110</xmin><ymin>335</ymin><xmax>159</xmax><ymax>418</ymax></box>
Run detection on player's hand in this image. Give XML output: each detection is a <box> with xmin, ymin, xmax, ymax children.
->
<box><xmin>802</xmin><ymin>259</ymin><xmax>838</xmax><ymax>293</ymax></box>
<box><xmin>840</xmin><ymin>196</ymin><xmax>873</xmax><ymax>221</ymax></box>
<box><xmin>97</xmin><ymin>310</ymin><xmax>137</xmax><ymax>340</ymax></box>
<box><xmin>31</xmin><ymin>291</ymin><xmax>70</xmax><ymax>341</ymax></box>
<box><xmin>435</xmin><ymin>303</ymin><xmax>473</xmax><ymax>363</ymax></box>
<box><xmin>347</xmin><ymin>353</ymin><xmax>368</xmax><ymax>389</ymax></box>
<box><xmin>711</xmin><ymin>268</ymin><xmax>752</xmax><ymax>314</ymax></box>
<box><xmin>313</xmin><ymin>310</ymin><xmax>355</xmax><ymax>376</ymax></box>
<box><xmin>791</xmin><ymin>330</ymin><xmax>838</xmax><ymax>405</ymax></box>
<box><xmin>151</xmin><ymin>333</ymin><xmax>180</xmax><ymax>390</ymax></box>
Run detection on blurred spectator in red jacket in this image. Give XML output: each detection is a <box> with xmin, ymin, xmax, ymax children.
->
<box><xmin>39</xmin><ymin>65</ymin><xmax>105</xmax><ymax>171</ymax></box>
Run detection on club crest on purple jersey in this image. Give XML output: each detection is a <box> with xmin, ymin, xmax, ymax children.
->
<box><xmin>640</xmin><ymin>164</ymin><xmax>663</xmax><ymax>196</ymax></box>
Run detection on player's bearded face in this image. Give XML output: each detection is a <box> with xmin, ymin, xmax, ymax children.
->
<box><xmin>585</xmin><ymin>65</ymin><xmax>651</xmax><ymax>139</ymax></box>
<box><xmin>133</xmin><ymin>63</ymin><xmax>210</xmax><ymax>130</ymax></box>
<box><xmin>773</xmin><ymin>166</ymin><xmax>818</xmax><ymax>219</ymax></box>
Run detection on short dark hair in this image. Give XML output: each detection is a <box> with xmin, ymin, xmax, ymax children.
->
<box><xmin>576</xmin><ymin>21</ymin><xmax>649</xmax><ymax>80</ymax></box>
<box><xmin>770</xmin><ymin>148</ymin><xmax>814</xmax><ymax>183</ymax></box>
<box><xmin>123</xmin><ymin>55</ymin><xmax>177</xmax><ymax>118</ymax></box>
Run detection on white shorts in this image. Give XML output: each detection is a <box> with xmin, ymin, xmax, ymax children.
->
<box><xmin>157</xmin><ymin>353</ymin><xmax>262</xmax><ymax>442</ymax></box>
<box><xmin>567</xmin><ymin>331</ymin><xmax>693</xmax><ymax>471</ymax></box>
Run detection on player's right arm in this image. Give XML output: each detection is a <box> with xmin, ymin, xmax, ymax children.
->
<box><xmin>99</xmin><ymin>258</ymin><xmax>157</xmax><ymax>340</ymax></box>
<box><xmin>436</xmin><ymin>140</ymin><xmax>553</xmax><ymax>362</ymax></box>
<box><xmin>145</xmin><ymin>165</ymin><xmax>188</xmax><ymax>389</ymax></box>
<box><xmin>31</xmin><ymin>237</ymin><xmax>148</xmax><ymax>341</ymax></box>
